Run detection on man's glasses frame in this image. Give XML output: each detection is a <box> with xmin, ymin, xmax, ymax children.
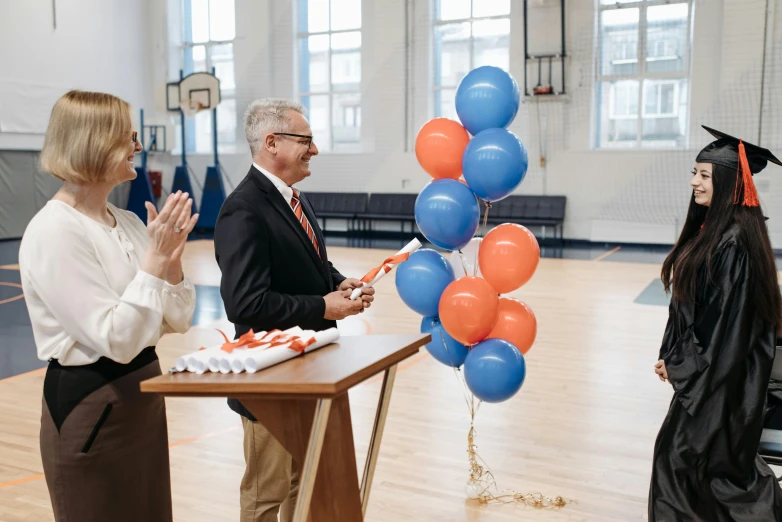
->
<box><xmin>273</xmin><ymin>132</ymin><xmax>314</xmax><ymax>148</ymax></box>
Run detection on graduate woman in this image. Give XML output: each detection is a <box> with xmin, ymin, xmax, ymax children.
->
<box><xmin>19</xmin><ymin>90</ymin><xmax>199</xmax><ymax>521</ymax></box>
<box><xmin>649</xmin><ymin>126</ymin><xmax>782</xmax><ymax>520</ymax></box>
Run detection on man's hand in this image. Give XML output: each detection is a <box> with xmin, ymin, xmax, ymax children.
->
<box><xmin>323</xmin><ymin>290</ymin><xmax>365</xmax><ymax>320</ymax></box>
<box><xmin>654</xmin><ymin>360</ymin><xmax>669</xmax><ymax>382</ymax></box>
<box><xmin>337</xmin><ymin>278</ymin><xmax>375</xmax><ymax>310</ymax></box>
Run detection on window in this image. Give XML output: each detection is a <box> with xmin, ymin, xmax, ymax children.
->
<box><xmin>296</xmin><ymin>0</ymin><xmax>362</xmax><ymax>153</ymax></box>
<box><xmin>433</xmin><ymin>0</ymin><xmax>511</xmax><ymax>120</ymax></box>
<box><xmin>181</xmin><ymin>0</ymin><xmax>237</xmax><ymax>154</ymax></box>
<box><xmin>595</xmin><ymin>0</ymin><xmax>691</xmax><ymax>149</ymax></box>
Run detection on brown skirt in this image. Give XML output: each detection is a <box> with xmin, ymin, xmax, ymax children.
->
<box><xmin>40</xmin><ymin>348</ymin><xmax>172</xmax><ymax>522</ymax></box>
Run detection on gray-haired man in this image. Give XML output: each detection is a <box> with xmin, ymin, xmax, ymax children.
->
<box><xmin>214</xmin><ymin>99</ymin><xmax>374</xmax><ymax>521</ymax></box>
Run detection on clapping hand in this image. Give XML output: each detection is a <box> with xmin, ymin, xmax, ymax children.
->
<box><xmin>142</xmin><ymin>191</ymin><xmax>199</xmax><ymax>282</ymax></box>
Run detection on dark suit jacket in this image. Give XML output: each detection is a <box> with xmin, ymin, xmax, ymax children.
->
<box><xmin>214</xmin><ymin>165</ymin><xmax>346</xmax><ymax>420</ymax></box>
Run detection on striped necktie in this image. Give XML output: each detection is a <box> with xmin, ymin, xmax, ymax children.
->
<box><xmin>290</xmin><ymin>189</ymin><xmax>320</xmax><ymax>257</ymax></box>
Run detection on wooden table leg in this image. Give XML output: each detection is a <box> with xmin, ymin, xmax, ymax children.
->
<box><xmin>242</xmin><ymin>393</ymin><xmax>364</xmax><ymax>522</ymax></box>
<box><xmin>292</xmin><ymin>398</ymin><xmax>331</xmax><ymax>522</ymax></box>
<box><xmin>360</xmin><ymin>364</ymin><xmax>397</xmax><ymax>515</ymax></box>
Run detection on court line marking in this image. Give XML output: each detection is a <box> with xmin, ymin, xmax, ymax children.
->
<box><xmin>364</xmin><ymin>351</ymin><xmax>428</xmax><ymax>385</ymax></box>
<box><xmin>357</xmin><ymin>316</ymin><xmax>372</xmax><ymax>334</ymax></box>
<box><xmin>593</xmin><ymin>246</ymin><xmax>622</xmax><ymax>263</ymax></box>
<box><xmin>0</xmin><ymin>281</ymin><xmax>23</xmax><ymax>305</ymax></box>
<box><xmin>0</xmin><ymin>474</ymin><xmax>46</xmax><ymax>489</ymax></box>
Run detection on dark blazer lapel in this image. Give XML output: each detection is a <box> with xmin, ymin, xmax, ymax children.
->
<box><xmin>249</xmin><ymin>167</ymin><xmax>330</xmax><ymax>283</ymax></box>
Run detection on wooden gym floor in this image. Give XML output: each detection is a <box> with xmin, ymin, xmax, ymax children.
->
<box><xmin>1</xmin><ymin>239</ymin><xmax>779</xmax><ymax>521</ymax></box>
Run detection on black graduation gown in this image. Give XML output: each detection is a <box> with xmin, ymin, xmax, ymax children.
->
<box><xmin>766</xmin><ymin>378</ymin><xmax>782</xmax><ymax>429</ymax></box>
<box><xmin>764</xmin><ymin>336</ymin><xmax>782</xmax><ymax>428</ymax></box>
<box><xmin>649</xmin><ymin>226</ymin><xmax>782</xmax><ymax>521</ymax></box>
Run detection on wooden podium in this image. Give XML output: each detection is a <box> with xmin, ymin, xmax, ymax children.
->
<box><xmin>141</xmin><ymin>333</ymin><xmax>430</xmax><ymax>522</ymax></box>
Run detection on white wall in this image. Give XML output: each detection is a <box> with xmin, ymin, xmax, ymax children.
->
<box><xmin>0</xmin><ymin>0</ymin><xmax>158</xmax><ymax>238</ymax></box>
<box><xmin>0</xmin><ymin>0</ymin><xmax>154</xmax><ymax>150</ymax></box>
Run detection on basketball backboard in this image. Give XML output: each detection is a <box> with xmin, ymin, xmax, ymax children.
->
<box><xmin>166</xmin><ymin>72</ymin><xmax>221</xmax><ymax>116</ymax></box>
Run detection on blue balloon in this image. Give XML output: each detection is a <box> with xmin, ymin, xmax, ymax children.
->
<box><xmin>414</xmin><ymin>179</ymin><xmax>480</xmax><ymax>251</ymax></box>
<box><xmin>420</xmin><ymin>316</ymin><xmax>469</xmax><ymax>367</ymax></box>
<box><xmin>395</xmin><ymin>249</ymin><xmax>455</xmax><ymax>316</ymax></box>
<box><xmin>455</xmin><ymin>66</ymin><xmax>520</xmax><ymax>136</ymax></box>
<box><xmin>462</xmin><ymin>128</ymin><xmax>529</xmax><ymax>202</ymax></box>
<box><xmin>464</xmin><ymin>338</ymin><xmax>526</xmax><ymax>403</ymax></box>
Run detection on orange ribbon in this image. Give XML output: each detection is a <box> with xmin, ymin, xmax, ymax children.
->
<box><xmin>283</xmin><ymin>336</ymin><xmax>317</xmax><ymax>354</ymax></box>
<box><xmin>198</xmin><ymin>328</ymin><xmax>316</xmax><ymax>354</ymax></box>
<box><xmin>220</xmin><ymin>328</ymin><xmax>264</xmax><ymax>353</ymax></box>
<box><xmin>360</xmin><ymin>253</ymin><xmax>412</xmax><ymax>284</ymax></box>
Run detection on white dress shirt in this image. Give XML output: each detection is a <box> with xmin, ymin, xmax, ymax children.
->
<box><xmin>18</xmin><ymin>200</ymin><xmax>196</xmax><ymax>366</ymax></box>
<box><xmin>253</xmin><ymin>162</ymin><xmax>297</xmax><ymax>212</ymax></box>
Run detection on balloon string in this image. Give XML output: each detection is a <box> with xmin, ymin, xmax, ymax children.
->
<box><xmin>482</xmin><ymin>200</ymin><xmax>492</xmax><ymax>229</ymax></box>
<box><xmin>437</xmin><ymin>330</ymin><xmax>575</xmax><ymax>509</ymax></box>
<box><xmin>472</xmin><ymin>238</ymin><xmax>480</xmax><ymax>277</ymax></box>
<box><xmin>458</xmin><ymin>250</ymin><xmax>470</xmax><ymax>278</ymax></box>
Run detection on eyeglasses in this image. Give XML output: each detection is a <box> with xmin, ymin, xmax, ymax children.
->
<box><xmin>273</xmin><ymin>132</ymin><xmax>314</xmax><ymax>148</ymax></box>
<box><xmin>132</xmin><ymin>131</ymin><xmax>138</xmax><ymax>143</ymax></box>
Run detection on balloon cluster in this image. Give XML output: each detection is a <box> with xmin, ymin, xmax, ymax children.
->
<box><xmin>396</xmin><ymin>66</ymin><xmax>540</xmax><ymax>404</ymax></box>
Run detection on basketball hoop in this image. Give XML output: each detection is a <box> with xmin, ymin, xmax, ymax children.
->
<box><xmin>167</xmin><ymin>72</ymin><xmax>221</xmax><ymax>118</ymax></box>
<box><xmin>180</xmin><ymin>99</ymin><xmax>205</xmax><ymax>117</ymax></box>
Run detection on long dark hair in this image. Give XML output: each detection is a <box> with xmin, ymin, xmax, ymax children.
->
<box><xmin>661</xmin><ymin>163</ymin><xmax>781</xmax><ymax>329</ymax></box>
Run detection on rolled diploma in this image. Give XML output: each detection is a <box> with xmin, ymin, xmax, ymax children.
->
<box><xmin>238</xmin><ymin>330</ymin><xmax>315</xmax><ymax>374</ymax></box>
<box><xmin>211</xmin><ymin>327</ymin><xmax>303</xmax><ymax>374</ymax></box>
<box><xmin>176</xmin><ymin>343</ymin><xmax>233</xmax><ymax>374</ymax></box>
<box><xmin>350</xmin><ymin>237</ymin><xmax>422</xmax><ymax>300</ymax></box>
<box><xmin>178</xmin><ymin>331</ymin><xmax>276</xmax><ymax>374</ymax></box>
<box><xmin>243</xmin><ymin>328</ymin><xmax>340</xmax><ymax>374</ymax></box>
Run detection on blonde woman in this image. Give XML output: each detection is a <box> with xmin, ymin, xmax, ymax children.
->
<box><xmin>18</xmin><ymin>90</ymin><xmax>198</xmax><ymax>522</ymax></box>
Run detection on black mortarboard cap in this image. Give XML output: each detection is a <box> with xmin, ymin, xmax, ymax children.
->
<box><xmin>696</xmin><ymin>125</ymin><xmax>782</xmax><ymax>174</ymax></box>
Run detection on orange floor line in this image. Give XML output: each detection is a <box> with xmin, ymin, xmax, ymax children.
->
<box><xmin>0</xmin><ymin>473</ymin><xmax>45</xmax><ymax>490</ymax></box>
<box><xmin>364</xmin><ymin>351</ymin><xmax>428</xmax><ymax>385</ymax></box>
<box><xmin>594</xmin><ymin>246</ymin><xmax>622</xmax><ymax>262</ymax></box>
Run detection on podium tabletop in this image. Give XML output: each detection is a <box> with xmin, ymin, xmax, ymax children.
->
<box><xmin>141</xmin><ymin>333</ymin><xmax>430</xmax><ymax>399</ymax></box>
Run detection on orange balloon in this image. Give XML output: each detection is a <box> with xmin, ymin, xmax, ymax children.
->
<box><xmin>488</xmin><ymin>298</ymin><xmax>537</xmax><ymax>354</ymax></box>
<box><xmin>478</xmin><ymin>223</ymin><xmax>540</xmax><ymax>294</ymax></box>
<box><xmin>438</xmin><ymin>277</ymin><xmax>499</xmax><ymax>345</ymax></box>
<box><xmin>415</xmin><ymin>118</ymin><xmax>470</xmax><ymax>180</ymax></box>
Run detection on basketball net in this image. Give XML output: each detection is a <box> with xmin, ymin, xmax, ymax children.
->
<box><xmin>180</xmin><ymin>99</ymin><xmax>205</xmax><ymax>117</ymax></box>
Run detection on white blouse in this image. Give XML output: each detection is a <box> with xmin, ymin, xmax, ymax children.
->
<box><xmin>18</xmin><ymin>200</ymin><xmax>197</xmax><ymax>366</ymax></box>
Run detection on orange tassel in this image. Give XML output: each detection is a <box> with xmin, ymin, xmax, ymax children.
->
<box><xmin>736</xmin><ymin>140</ymin><xmax>760</xmax><ymax>207</ymax></box>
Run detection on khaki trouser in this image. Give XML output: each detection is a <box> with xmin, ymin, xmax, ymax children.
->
<box><xmin>240</xmin><ymin>416</ymin><xmax>300</xmax><ymax>522</ymax></box>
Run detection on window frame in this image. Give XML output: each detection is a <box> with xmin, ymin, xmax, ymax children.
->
<box><xmin>432</xmin><ymin>1</ymin><xmax>511</xmax><ymax>118</ymax></box>
<box><xmin>595</xmin><ymin>0</ymin><xmax>692</xmax><ymax>149</ymax></box>
<box><xmin>180</xmin><ymin>0</ymin><xmax>237</xmax><ymax>154</ymax></box>
<box><xmin>295</xmin><ymin>0</ymin><xmax>363</xmax><ymax>154</ymax></box>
